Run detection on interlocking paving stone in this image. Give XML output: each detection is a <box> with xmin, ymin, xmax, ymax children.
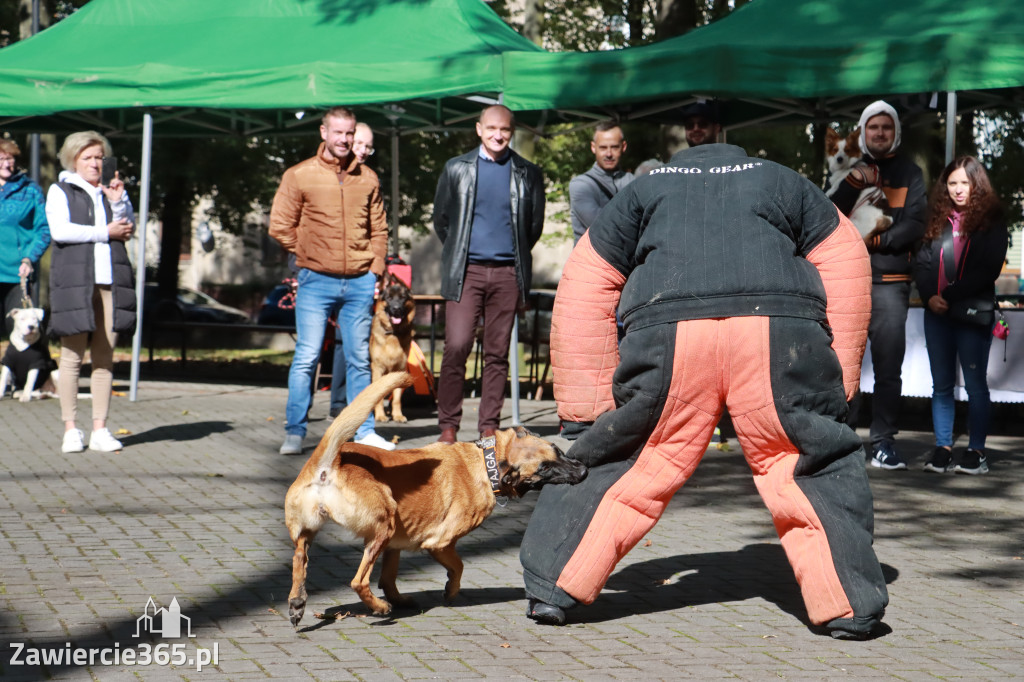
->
<box><xmin>1</xmin><ymin>379</ymin><xmax>1022</xmax><ymax>679</ymax></box>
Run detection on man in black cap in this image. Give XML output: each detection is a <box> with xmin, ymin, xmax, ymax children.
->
<box><xmin>681</xmin><ymin>100</ymin><xmax>721</xmax><ymax>147</ymax></box>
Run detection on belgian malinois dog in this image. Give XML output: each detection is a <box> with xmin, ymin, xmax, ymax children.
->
<box><xmin>284</xmin><ymin>372</ymin><xmax>587</xmax><ymax>625</ymax></box>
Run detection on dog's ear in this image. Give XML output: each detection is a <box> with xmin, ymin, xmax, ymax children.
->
<box><xmin>513</xmin><ymin>425</ymin><xmax>533</xmax><ymax>439</ymax></box>
<box><xmin>825</xmin><ymin>127</ymin><xmax>841</xmax><ymax>156</ymax></box>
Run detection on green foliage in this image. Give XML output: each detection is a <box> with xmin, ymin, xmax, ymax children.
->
<box><xmin>973</xmin><ymin>110</ymin><xmax>1024</xmax><ymax>228</ymax></box>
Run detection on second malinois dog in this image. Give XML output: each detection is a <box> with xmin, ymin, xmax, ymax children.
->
<box><xmin>284</xmin><ymin>372</ymin><xmax>586</xmax><ymax>626</ymax></box>
<box><xmin>369</xmin><ymin>271</ymin><xmax>416</xmax><ymax>423</ymax></box>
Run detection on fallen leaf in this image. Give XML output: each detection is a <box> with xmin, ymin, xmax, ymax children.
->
<box><xmin>182</xmin><ymin>410</ymin><xmax>189</xmax><ymax>415</ymax></box>
<box><xmin>266</xmin><ymin>416</ymin><xmax>275</xmax><ymax>421</ymax></box>
<box><xmin>268</xmin><ymin>608</ymin><xmax>281</xmax><ymax>616</ymax></box>
<box><xmin>205</xmin><ymin>472</ymin><xmax>224</xmax><ymax>478</ymax></box>
<box><xmin>656</xmin><ymin>578</ymin><xmax>670</xmax><ymax>585</ymax></box>
<box><xmin>391</xmin><ymin>435</ymin><xmax>399</xmax><ymax>444</ymax></box>
<box><xmin>761</xmin><ymin>634</ymin><xmax>777</xmax><ymax>639</ymax></box>
<box><xmin>112</xmin><ymin>391</ymin><xmax>127</xmax><ymax>397</ymax></box>
<box><xmin>500</xmin><ymin>643</ymin><xmax>511</xmax><ymax>649</ymax></box>
<box><xmin>115</xmin><ymin>428</ymin><xmax>131</xmax><ymax>435</ymax></box>
<box><xmin>644</xmin><ymin>539</ymin><xmax>652</xmax><ymax>547</ymax></box>
<box><xmin>313</xmin><ymin>611</ymin><xmax>351</xmax><ymax>621</ymax></box>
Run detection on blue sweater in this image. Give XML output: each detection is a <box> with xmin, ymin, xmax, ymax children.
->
<box><xmin>467</xmin><ymin>153</ymin><xmax>515</xmax><ymax>264</ymax></box>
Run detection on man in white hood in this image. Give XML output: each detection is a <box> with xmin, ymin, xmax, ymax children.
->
<box><xmin>831</xmin><ymin>100</ymin><xmax>927</xmax><ymax>471</ymax></box>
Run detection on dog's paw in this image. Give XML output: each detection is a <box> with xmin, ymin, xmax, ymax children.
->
<box><xmin>392</xmin><ymin>414</ymin><xmax>408</xmax><ymax>423</ymax></box>
<box><xmin>288</xmin><ymin>598</ymin><xmax>306</xmax><ymax>626</ymax></box>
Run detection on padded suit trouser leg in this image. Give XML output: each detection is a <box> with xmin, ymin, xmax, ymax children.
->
<box><xmin>520</xmin><ymin>317</ymin><xmax>887</xmax><ymax>629</ymax></box>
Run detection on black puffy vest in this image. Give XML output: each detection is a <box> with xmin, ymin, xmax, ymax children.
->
<box><xmin>48</xmin><ymin>181</ymin><xmax>136</xmax><ymax>338</ymax></box>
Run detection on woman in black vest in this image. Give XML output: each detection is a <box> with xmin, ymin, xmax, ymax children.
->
<box><xmin>45</xmin><ymin>131</ymin><xmax>136</xmax><ymax>454</ymax></box>
<box><xmin>912</xmin><ymin>157</ymin><xmax>1008</xmax><ymax>476</ymax></box>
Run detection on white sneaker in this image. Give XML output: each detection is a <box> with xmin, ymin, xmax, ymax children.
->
<box><xmin>88</xmin><ymin>428</ymin><xmax>124</xmax><ymax>452</ymax></box>
<box><xmin>61</xmin><ymin>428</ymin><xmax>86</xmax><ymax>453</ymax></box>
<box><xmin>355</xmin><ymin>432</ymin><xmax>396</xmax><ymax>451</ymax></box>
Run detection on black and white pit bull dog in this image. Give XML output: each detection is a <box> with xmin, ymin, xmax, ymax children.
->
<box><xmin>1</xmin><ymin>307</ymin><xmax>58</xmax><ymax>402</ymax></box>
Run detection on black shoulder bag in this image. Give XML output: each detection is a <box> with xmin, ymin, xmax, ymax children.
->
<box><xmin>941</xmin><ymin>227</ymin><xmax>996</xmax><ymax>327</ymax></box>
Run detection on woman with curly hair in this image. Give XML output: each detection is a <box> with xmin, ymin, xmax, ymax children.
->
<box><xmin>912</xmin><ymin>156</ymin><xmax>1007</xmax><ymax>475</ymax></box>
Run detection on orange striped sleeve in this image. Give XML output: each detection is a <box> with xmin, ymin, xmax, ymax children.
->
<box><xmin>805</xmin><ymin>208</ymin><xmax>872</xmax><ymax>400</ymax></box>
<box><xmin>550</xmin><ymin>232</ymin><xmax>626</xmax><ymax>423</ymax></box>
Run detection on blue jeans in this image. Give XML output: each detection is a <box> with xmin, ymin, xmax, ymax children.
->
<box><xmin>923</xmin><ymin>309</ymin><xmax>993</xmax><ymax>450</ymax></box>
<box><xmin>285</xmin><ymin>269</ymin><xmax>376</xmax><ymax>439</ymax></box>
<box><xmin>329</xmin><ymin>335</ymin><xmax>347</xmax><ymax>412</ymax></box>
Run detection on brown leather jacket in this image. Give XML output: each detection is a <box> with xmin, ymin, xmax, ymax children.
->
<box><xmin>269</xmin><ymin>143</ymin><xmax>388</xmax><ymax>276</ymax></box>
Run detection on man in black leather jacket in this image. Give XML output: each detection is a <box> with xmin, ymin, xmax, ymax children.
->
<box><xmin>432</xmin><ymin>105</ymin><xmax>545</xmax><ymax>443</ymax></box>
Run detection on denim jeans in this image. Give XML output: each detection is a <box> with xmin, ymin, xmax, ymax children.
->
<box><xmin>923</xmin><ymin>309</ymin><xmax>993</xmax><ymax>450</ymax></box>
<box><xmin>285</xmin><ymin>269</ymin><xmax>376</xmax><ymax>439</ymax></box>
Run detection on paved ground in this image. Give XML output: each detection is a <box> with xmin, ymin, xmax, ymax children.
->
<box><xmin>0</xmin><ymin>378</ymin><xmax>1021</xmax><ymax>680</ymax></box>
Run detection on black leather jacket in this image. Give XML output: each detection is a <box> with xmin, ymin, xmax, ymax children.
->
<box><xmin>433</xmin><ymin>148</ymin><xmax>545</xmax><ymax>302</ymax></box>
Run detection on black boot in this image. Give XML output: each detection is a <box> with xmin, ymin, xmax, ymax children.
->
<box><xmin>526</xmin><ymin>598</ymin><xmax>566</xmax><ymax>626</ymax></box>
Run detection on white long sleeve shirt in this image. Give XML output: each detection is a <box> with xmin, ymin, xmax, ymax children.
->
<box><xmin>45</xmin><ymin>171</ymin><xmax>134</xmax><ymax>285</ymax></box>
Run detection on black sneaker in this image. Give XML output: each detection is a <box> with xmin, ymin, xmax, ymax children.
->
<box><xmin>954</xmin><ymin>449</ymin><xmax>989</xmax><ymax>475</ymax></box>
<box><xmin>870</xmin><ymin>442</ymin><xmax>906</xmax><ymax>470</ymax></box>
<box><xmin>923</xmin><ymin>447</ymin><xmax>953</xmax><ymax>473</ymax></box>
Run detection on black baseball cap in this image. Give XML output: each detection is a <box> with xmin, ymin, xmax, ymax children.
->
<box><xmin>680</xmin><ymin>101</ymin><xmax>721</xmax><ymax>123</ymax></box>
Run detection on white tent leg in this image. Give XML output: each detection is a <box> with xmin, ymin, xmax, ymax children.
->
<box><xmin>129</xmin><ymin>113</ymin><xmax>153</xmax><ymax>402</ymax></box>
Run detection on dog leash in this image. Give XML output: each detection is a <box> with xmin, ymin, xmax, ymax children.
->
<box><xmin>19</xmin><ymin>271</ymin><xmax>32</xmax><ymax>309</ymax></box>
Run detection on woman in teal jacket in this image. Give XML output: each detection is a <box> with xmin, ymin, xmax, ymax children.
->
<box><xmin>0</xmin><ymin>137</ymin><xmax>50</xmax><ymax>336</ymax></box>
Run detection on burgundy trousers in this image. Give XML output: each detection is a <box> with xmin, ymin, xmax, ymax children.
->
<box><xmin>437</xmin><ymin>264</ymin><xmax>519</xmax><ymax>432</ymax></box>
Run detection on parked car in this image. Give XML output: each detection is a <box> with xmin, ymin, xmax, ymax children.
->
<box><xmin>256</xmin><ymin>283</ymin><xmax>296</xmax><ymax>327</ymax></box>
<box><xmin>143</xmin><ymin>284</ymin><xmax>252</xmax><ymax>325</ymax></box>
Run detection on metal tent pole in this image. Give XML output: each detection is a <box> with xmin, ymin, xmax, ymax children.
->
<box><xmin>509</xmin><ymin>316</ymin><xmax>520</xmax><ymax>425</ymax></box>
<box><xmin>129</xmin><ymin>113</ymin><xmax>153</xmax><ymax>401</ymax></box>
<box><xmin>945</xmin><ymin>91</ymin><xmax>957</xmax><ymax>166</ymax></box>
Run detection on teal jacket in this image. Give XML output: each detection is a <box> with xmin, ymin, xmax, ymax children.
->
<box><xmin>0</xmin><ymin>172</ymin><xmax>50</xmax><ymax>283</ymax></box>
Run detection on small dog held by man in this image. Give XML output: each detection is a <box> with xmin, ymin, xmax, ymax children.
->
<box><xmin>284</xmin><ymin>372</ymin><xmax>587</xmax><ymax>626</ymax></box>
<box><xmin>824</xmin><ymin>127</ymin><xmax>892</xmax><ymax>238</ymax></box>
<box><xmin>1</xmin><ymin>307</ymin><xmax>58</xmax><ymax>402</ymax></box>
<box><xmin>369</xmin><ymin>271</ymin><xmax>417</xmax><ymax>423</ymax></box>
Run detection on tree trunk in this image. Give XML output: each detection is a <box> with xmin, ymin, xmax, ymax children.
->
<box><xmin>656</xmin><ymin>0</ymin><xmax>698</xmax><ymax>40</ymax></box>
<box><xmin>522</xmin><ymin>0</ymin><xmax>542</xmax><ymax>45</ymax></box>
<box><xmin>626</xmin><ymin>0</ymin><xmax>645</xmax><ymax>46</ymax></box>
<box><xmin>155</xmin><ymin>142</ymin><xmax>195</xmax><ymax>301</ymax></box>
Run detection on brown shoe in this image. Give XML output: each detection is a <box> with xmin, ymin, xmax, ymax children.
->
<box><xmin>480</xmin><ymin>428</ymin><xmax>497</xmax><ymax>439</ymax></box>
<box><xmin>437</xmin><ymin>427</ymin><xmax>457</xmax><ymax>444</ymax></box>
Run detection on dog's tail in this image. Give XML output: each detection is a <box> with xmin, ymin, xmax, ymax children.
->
<box><xmin>315</xmin><ymin>371</ymin><xmax>414</xmax><ymax>472</ymax></box>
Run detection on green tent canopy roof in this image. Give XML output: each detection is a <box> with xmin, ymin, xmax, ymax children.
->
<box><xmin>0</xmin><ymin>0</ymin><xmax>543</xmax><ymax>126</ymax></box>
<box><xmin>502</xmin><ymin>0</ymin><xmax>1024</xmax><ymax>113</ymax></box>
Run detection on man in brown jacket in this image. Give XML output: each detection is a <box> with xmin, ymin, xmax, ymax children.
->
<box><xmin>269</xmin><ymin>106</ymin><xmax>393</xmax><ymax>455</ymax></box>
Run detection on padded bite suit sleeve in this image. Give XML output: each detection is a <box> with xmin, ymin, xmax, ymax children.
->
<box><xmin>551</xmin><ymin>231</ymin><xmax>626</xmax><ymax>424</ymax></box>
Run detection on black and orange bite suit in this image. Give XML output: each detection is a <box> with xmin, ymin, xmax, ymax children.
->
<box><xmin>520</xmin><ymin>144</ymin><xmax>888</xmax><ymax>636</ymax></box>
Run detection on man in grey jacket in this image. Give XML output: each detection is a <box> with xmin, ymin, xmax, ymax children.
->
<box><xmin>569</xmin><ymin>122</ymin><xmax>633</xmax><ymax>245</ymax></box>
<box><xmin>432</xmin><ymin>104</ymin><xmax>545</xmax><ymax>443</ymax></box>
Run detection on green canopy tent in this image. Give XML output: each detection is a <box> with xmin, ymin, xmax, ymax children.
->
<box><xmin>503</xmin><ymin>0</ymin><xmax>1024</xmax><ymax>152</ymax></box>
<box><xmin>0</xmin><ymin>0</ymin><xmax>548</xmax><ymax>401</ymax></box>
